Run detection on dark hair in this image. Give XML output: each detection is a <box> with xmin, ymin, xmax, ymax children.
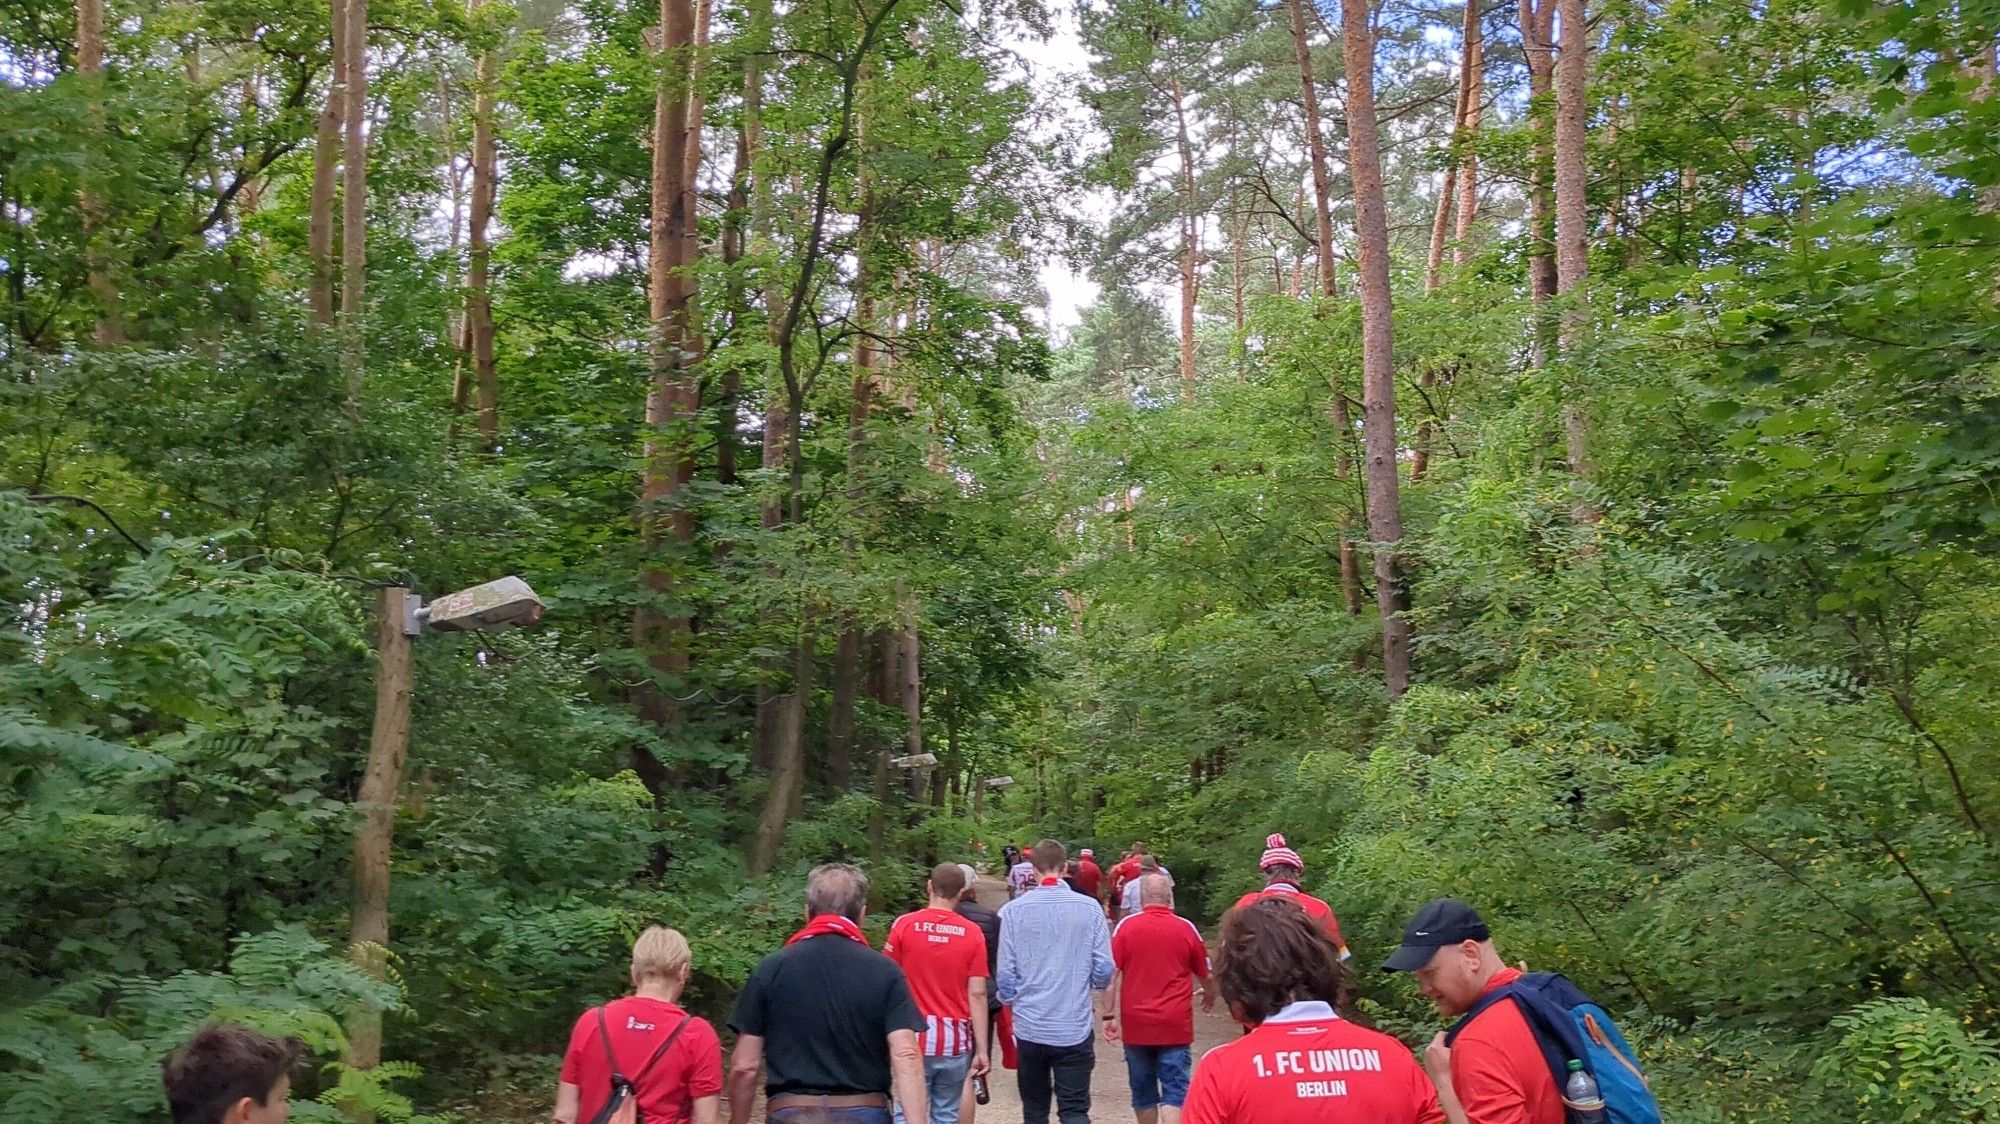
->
<box><xmin>930</xmin><ymin>862</ymin><xmax>967</xmax><ymax>900</ymax></box>
<box><xmin>1031</xmin><ymin>838</ymin><xmax>1067</xmax><ymax>874</ymax></box>
<box><xmin>1216</xmin><ymin>899</ymin><xmax>1351</xmax><ymax>1024</ymax></box>
<box><xmin>161</xmin><ymin>1024</ymin><xmax>303</xmax><ymax>1124</ymax></box>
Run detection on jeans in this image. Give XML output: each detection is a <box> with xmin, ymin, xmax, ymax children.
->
<box><xmin>894</xmin><ymin>1053</ymin><xmax>972</xmax><ymax>1124</ymax></box>
<box><xmin>1016</xmin><ymin>1033</ymin><xmax>1094</xmax><ymax>1124</ymax></box>
<box><xmin>1122</xmin><ymin>1044</ymin><xmax>1192</xmax><ymax>1110</ymax></box>
<box><xmin>770</xmin><ymin>1108</ymin><xmax>893</xmax><ymax>1124</ymax></box>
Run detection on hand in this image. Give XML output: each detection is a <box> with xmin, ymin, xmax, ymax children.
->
<box><xmin>970</xmin><ymin>1051</ymin><xmax>991</xmax><ymax>1079</ymax></box>
<box><xmin>1199</xmin><ymin>992</ymin><xmax>1216</xmax><ymax>1014</ymax></box>
<box><xmin>1101</xmin><ymin>1015</ymin><xmax>1121</xmax><ymax>1044</ymax></box>
<box><xmin>1423</xmin><ymin>1032</ymin><xmax>1452</xmax><ymax>1080</ymax></box>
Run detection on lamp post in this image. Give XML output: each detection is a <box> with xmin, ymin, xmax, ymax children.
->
<box><xmin>345</xmin><ymin>578</ymin><xmax>543</xmax><ymax>1113</ymax></box>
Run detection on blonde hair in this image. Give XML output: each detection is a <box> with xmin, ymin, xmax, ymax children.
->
<box><xmin>630</xmin><ymin>926</ymin><xmax>692</xmax><ymax>985</ymax></box>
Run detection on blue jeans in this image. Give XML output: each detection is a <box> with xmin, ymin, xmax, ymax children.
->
<box><xmin>771</xmin><ymin>1108</ymin><xmax>892</xmax><ymax>1124</ymax></box>
<box><xmin>1123</xmin><ymin>1044</ymin><xmax>1192</xmax><ymax>1110</ymax></box>
<box><xmin>893</xmin><ymin>1053</ymin><xmax>972</xmax><ymax>1124</ymax></box>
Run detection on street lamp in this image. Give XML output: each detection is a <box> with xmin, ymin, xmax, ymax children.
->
<box><xmin>347</xmin><ymin>578</ymin><xmax>544</xmax><ymax>1105</ymax></box>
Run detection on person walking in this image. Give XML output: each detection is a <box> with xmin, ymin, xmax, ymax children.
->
<box><xmin>1007</xmin><ymin>847</ymin><xmax>1037</xmax><ymax>900</ymax></box>
<box><xmin>1183</xmin><ymin>900</ymin><xmax>1444</xmax><ymax>1124</ymax></box>
<box><xmin>1229</xmin><ymin>834</ymin><xmax>1347</xmax><ymax>959</ymax></box>
<box><xmin>952</xmin><ymin>864</ymin><xmax>1004</xmax><ymax>1124</ymax></box>
<box><xmin>997</xmin><ymin>839</ymin><xmax>1114</xmax><ymax>1124</ymax></box>
<box><xmin>1381</xmin><ymin>899</ymin><xmax>1561</xmax><ymax>1124</ymax></box>
<box><xmin>1107</xmin><ymin>846</ymin><xmax>1142</xmax><ymax>918</ymax></box>
<box><xmin>885</xmin><ymin>864</ymin><xmax>992</xmax><ymax>1124</ymax></box>
<box><xmin>728</xmin><ymin>863</ymin><xmax>929</xmax><ymax>1124</ymax></box>
<box><xmin>161</xmin><ymin>1024</ymin><xmax>303</xmax><ymax>1124</ymax></box>
<box><xmin>1106</xmin><ymin>873</ymin><xmax>1214</xmax><ymax>1124</ymax></box>
<box><xmin>1074</xmin><ymin>849</ymin><xmax>1103</xmax><ymax>901</ymax></box>
<box><xmin>1119</xmin><ymin>856</ymin><xmax>1168</xmax><ymax>919</ymax></box>
<box><xmin>558</xmin><ymin>926</ymin><xmax>723</xmax><ymax>1124</ymax></box>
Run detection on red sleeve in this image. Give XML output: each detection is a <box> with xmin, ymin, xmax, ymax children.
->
<box><xmin>884</xmin><ymin>915</ymin><xmax>908</xmax><ymax>964</ymax></box>
<box><xmin>1187</xmin><ymin>925</ymin><xmax>1211</xmax><ymax>978</ymax></box>
<box><xmin>1181</xmin><ymin>1047</ymin><xmax>1234</xmax><ymax>1124</ymax></box>
<box><xmin>559</xmin><ymin>1010</ymin><xmax>594</xmax><ymax>1084</ymax></box>
<box><xmin>1452</xmin><ymin>1010</ymin><xmax>1542</xmax><ymax>1124</ymax></box>
<box><xmin>1111</xmin><ymin>920</ymin><xmax>1131</xmax><ymax>969</ymax></box>
<box><xmin>682</xmin><ymin>1018</ymin><xmax>723</xmax><ymax>1098</ymax></box>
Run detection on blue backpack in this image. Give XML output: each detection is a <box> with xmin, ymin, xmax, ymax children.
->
<box><xmin>1445</xmin><ymin>972</ymin><xmax>1663</xmax><ymax>1124</ymax></box>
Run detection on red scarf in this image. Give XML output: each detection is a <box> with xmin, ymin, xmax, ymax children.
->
<box><xmin>786</xmin><ymin>914</ymin><xmax>869</xmax><ymax>947</ymax></box>
<box><xmin>1040</xmin><ymin>876</ymin><xmax>1063</xmax><ymax>886</ymax></box>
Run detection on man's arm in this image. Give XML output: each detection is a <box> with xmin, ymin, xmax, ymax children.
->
<box><xmin>888</xmin><ymin>1027</ymin><xmax>927</xmax><ymax>1124</ymax></box>
<box><xmin>553</xmin><ymin>1081</ymin><xmax>580</xmax><ymax>1124</ymax></box>
<box><xmin>725</xmin><ymin>1034</ymin><xmax>764</xmax><ymax>1124</ymax></box>
<box><xmin>691</xmin><ymin>1095</ymin><xmax>721</xmax><ymax>1124</ymax></box>
<box><xmin>995</xmin><ymin>916</ymin><xmax>1021</xmax><ymax>1005</ymax></box>
<box><xmin>968</xmin><ymin>977</ymin><xmax>991</xmax><ymax>1077</ymax></box>
<box><xmin>1087</xmin><ymin>913</ymin><xmax>1115</xmax><ymax>990</ymax></box>
<box><xmin>1101</xmin><ymin>968</ymin><xmax>1122</xmax><ymax>1044</ymax></box>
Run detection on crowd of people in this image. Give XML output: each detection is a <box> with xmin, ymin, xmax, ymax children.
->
<box><xmin>159</xmin><ymin>833</ymin><xmax>1651</xmax><ymax>1124</ymax></box>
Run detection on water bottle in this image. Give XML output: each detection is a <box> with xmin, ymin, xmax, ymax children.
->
<box><xmin>1564</xmin><ymin>1059</ymin><xmax>1608</xmax><ymax>1124</ymax></box>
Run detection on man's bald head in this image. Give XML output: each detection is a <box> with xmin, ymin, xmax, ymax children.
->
<box><xmin>1139</xmin><ymin>872</ymin><xmax>1174</xmax><ymax>907</ymax></box>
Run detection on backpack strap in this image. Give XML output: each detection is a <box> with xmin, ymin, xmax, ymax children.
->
<box><xmin>632</xmin><ymin>1014</ymin><xmax>695</xmax><ymax>1085</ymax></box>
<box><xmin>596</xmin><ymin>1006</ymin><xmax>625</xmax><ymax>1081</ymax></box>
<box><xmin>596</xmin><ymin>1007</ymin><xmax>695</xmax><ymax>1085</ymax></box>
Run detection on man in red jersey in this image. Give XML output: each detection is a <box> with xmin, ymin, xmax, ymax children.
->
<box><xmin>1107</xmin><ymin>874</ymin><xmax>1214</xmax><ymax>1124</ymax></box>
<box><xmin>1074</xmin><ymin>849</ymin><xmax>1104</xmax><ymax>900</ymax></box>
<box><xmin>1231</xmin><ymin>834</ymin><xmax>1348</xmax><ymax>959</ymax></box>
<box><xmin>1382</xmin><ymin>899</ymin><xmax>1563</xmax><ymax>1124</ymax></box>
<box><xmin>1107</xmin><ymin>844</ymin><xmax>1144</xmax><ymax>919</ymax></box>
<box><xmin>885</xmin><ymin>863</ymin><xmax>992</xmax><ymax>1124</ymax></box>
<box><xmin>1184</xmin><ymin>900</ymin><xmax>1442</xmax><ymax>1124</ymax></box>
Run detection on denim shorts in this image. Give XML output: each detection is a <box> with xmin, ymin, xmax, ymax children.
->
<box><xmin>1123</xmin><ymin>1043</ymin><xmax>1193</xmax><ymax>1110</ymax></box>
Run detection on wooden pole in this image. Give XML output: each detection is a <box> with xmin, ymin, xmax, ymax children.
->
<box><xmin>346</xmin><ymin>587</ymin><xmax>413</xmax><ymax>1120</ymax></box>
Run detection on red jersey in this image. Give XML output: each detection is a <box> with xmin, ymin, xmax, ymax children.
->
<box><xmin>1075</xmin><ymin>857</ymin><xmax>1103</xmax><ymax>898</ymax></box>
<box><xmin>884</xmin><ymin>906</ymin><xmax>989</xmax><ymax>1058</ymax></box>
<box><xmin>1108</xmin><ymin>858</ymin><xmax>1141</xmax><ymax>905</ymax></box>
<box><xmin>1183</xmin><ymin>1001</ymin><xmax>1443</xmax><ymax>1124</ymax></box>
<box><xmin>1232</xmin><ymin>884</ymin><xmax>1346</xmax><ymax>950</ymax></box>
<box><xmin>1448</xmin><ymin>968</ymin><xmax>1564</xmax><ymax>1124</ymax></box>
<box><xmin>1111</xmin><ymin>905</ymin><xmax>1210</xmax><ymax>1046</ymax></box>
<box><xmin>560</xmin><ymin>996</ymin><xmax>722</xmax><ymax>1124</ymax></box>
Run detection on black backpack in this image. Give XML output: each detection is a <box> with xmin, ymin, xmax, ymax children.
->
<box><xmin>587</xmin><ymin>1006</ymin><xmax>693</xmax><ymax>1124</ymax></box>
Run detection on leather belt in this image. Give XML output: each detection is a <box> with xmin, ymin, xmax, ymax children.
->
<box><xmin>767</xmin><ymin>1092</ymin><xmax>891</xmax><ymax>1111</ymax></box>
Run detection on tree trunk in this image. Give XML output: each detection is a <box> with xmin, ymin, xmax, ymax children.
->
<box><xmin>467</xmin><ymin>39</ymin><xmax>499</xmax><ymax>452</ymax></box>
<box><xmin>309</xmin><ymin>0</ymin><xmax>344</xmax><ymax>328</ymax></box>
<box><xmin>345</xmin><ymin>588</ymin><xmax>413</xmax><ymax>1121</ymax></box>
<box><xmin>632</xmin><ymin>0</ymin><xmax>703</xmax><ymax>784</ymax></box>
<box><xmin>827</xmin><ymin>629</ymin><xmax>861</xmax><ymax>792</ymax></box>
<box><xmin>76</xmin><ymin>0</ymin><xmax>121</xmax><ymax>344</ymax></box>
<box><xmin>1170</xmin><ymin>75</ymin><xmax>1199</xmax><ymax>402</ymax></box>
<box><xmin>1286</xmin><ymin>0</ymin><xmax>1339</xmax><ymax>298</ymax></box>
<box><xmin>1522</xmin><ymin>0</ymin><xmax>1557</xmax><ymax>362</ymax></box>
<box><xmin>750</xmin><ymin>637</ymin><xmax>814</xmax><ymax>874</ymax></box>
<box><xmin>340</xmin><ymin>0</ymin><xmax>369</xmax><ymax>394</ymax></box>
<box><xmin>1342</xmin><ymin>0</ymin><xmax>1412</xmax><ymax>696</ymax></box>
<box><xmin>1553</xmin><ymin>0</ymin><xmax>1597</xmax><ymax>522</ymax></box>
<box><xmin>1453</xmin><ymin>0</ymin><xmax>1484</xmax><ymax>268</ymax></box>
<box><xmin>1412</xmin><ymin>0</ymin><xmax>1483</xmax><ymax>482</ymax></box>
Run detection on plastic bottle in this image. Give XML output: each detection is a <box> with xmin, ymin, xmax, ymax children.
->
<box><xmin>1565</xmin><ymin>1059</ymin><xmax>1608</xmax><ymax>1124</ymax></box>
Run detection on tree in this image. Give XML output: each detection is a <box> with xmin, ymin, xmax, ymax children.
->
<box><xmin>1554</xmin><ymin>0</ymin><xmax>1595</xmax><ymax>522</ymax></box>
<box><xmin>1342</xmin><ymin>0</ymin><xmax>1410</xmax><ymax>693</ymax></box>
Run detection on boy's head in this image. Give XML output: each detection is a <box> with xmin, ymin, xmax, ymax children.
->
<box><xmin>161</xmin><ymin>1024</ymin><xmax>303</xmax><ymax>1124</ymax></box>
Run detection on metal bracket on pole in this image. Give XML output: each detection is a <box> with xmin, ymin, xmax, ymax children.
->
<box><xmin>399</xmin><ymin>591</ymin><xmax>423</xmax><ymax>637</ymax></box>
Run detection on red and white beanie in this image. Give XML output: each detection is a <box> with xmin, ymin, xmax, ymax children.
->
<box><xmin>1260</xmin><ymin>833</ymin><xmax>1303</xmax><ymax>872</ymax></box>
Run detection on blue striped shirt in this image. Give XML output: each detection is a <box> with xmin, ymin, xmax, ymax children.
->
<box><xmin>996</xmin><ymin>883</ymin><xmax>1114</xmax><ymax>1046</ymax></box>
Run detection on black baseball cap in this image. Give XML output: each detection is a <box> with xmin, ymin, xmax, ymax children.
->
<box><xmin>1381</xmin><ymin>898</ymin><xmax>1491</xmax><ymax>972</ymax></box>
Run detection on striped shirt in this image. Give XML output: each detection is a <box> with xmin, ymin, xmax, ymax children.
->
<box><xmin>996</xmin><ymin>882</ymin><xmax>1114</xmax><ymax>1047</ymax></box>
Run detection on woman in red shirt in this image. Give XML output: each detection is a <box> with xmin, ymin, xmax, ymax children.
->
<box><xmin>556</xmin><ymin>926</ymin><xmax>723</xmax><ymax>1124</ymax></box>
<box><xmin>1184</xmin><ymin>901</ymin><xmax>1443</xmax><ymax>1124</ymax></box>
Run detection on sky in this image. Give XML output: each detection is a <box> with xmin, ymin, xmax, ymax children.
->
<box><xmin>1010</xmin><ymin>1</ymin><xmax>1103</xmax><ymax>341</ymax></box>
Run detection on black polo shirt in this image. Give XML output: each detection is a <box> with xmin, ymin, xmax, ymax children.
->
<box><xmin>730</xmin><ymin>933</ymin><xmax>925</xmax><ymax>1096</ymax></box>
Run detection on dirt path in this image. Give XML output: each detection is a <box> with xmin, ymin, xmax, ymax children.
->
<box><xmin>962</xmin><ymin>876</ymin><xmax>1238</xmax><ymax>1124</ymax></box>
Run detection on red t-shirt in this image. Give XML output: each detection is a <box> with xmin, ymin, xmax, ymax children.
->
<box><xmin>884</xmin><ymin>907</ymin><xmax>989</xmax><ymax>1057</ymax></box>
<box><xmin>560</xmin><ymin>996</ymin><xmax>722</xmax><ymax>1124</ymax></box>
<box><xmin>1449</xmin><ymin>968</ymin><xmax>1565</xmax><ymax>1124</ymax></box>
<box><xmin>1183</xmin><ymin>1002</ymin><xmax>1444</xmax><ymax>1124</ymax></box>
<box><xmin>1075</xmin><ymin>858</ymin><xmax>1103</xmax><ymax>897</ymax></box>
<box><xmin>1232</xmin><ymin>885</ymin><xmax>1346</xmax><ymax>950</ymax></box>
<box><xmin>1108</xmin><ymin>859</ymin><xmax>1141</xmax><ymax>904</ymax></box>
<box><xmin>1111</xmin><ymin>905</ymin><xmax>1210</xmax><ymax>1046</ymax></box>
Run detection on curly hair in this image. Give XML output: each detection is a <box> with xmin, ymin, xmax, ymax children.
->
<box><xmin>1216</xmin><ymin>898</ymin><xmax>1352</xmax><ymax>1024</ymax></box>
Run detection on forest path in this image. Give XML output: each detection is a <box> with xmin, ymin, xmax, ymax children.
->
<box><xmin>962</xmin><ymin>875</ymin><xmax>1239</xmax><ymax>1124</ymax></box>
